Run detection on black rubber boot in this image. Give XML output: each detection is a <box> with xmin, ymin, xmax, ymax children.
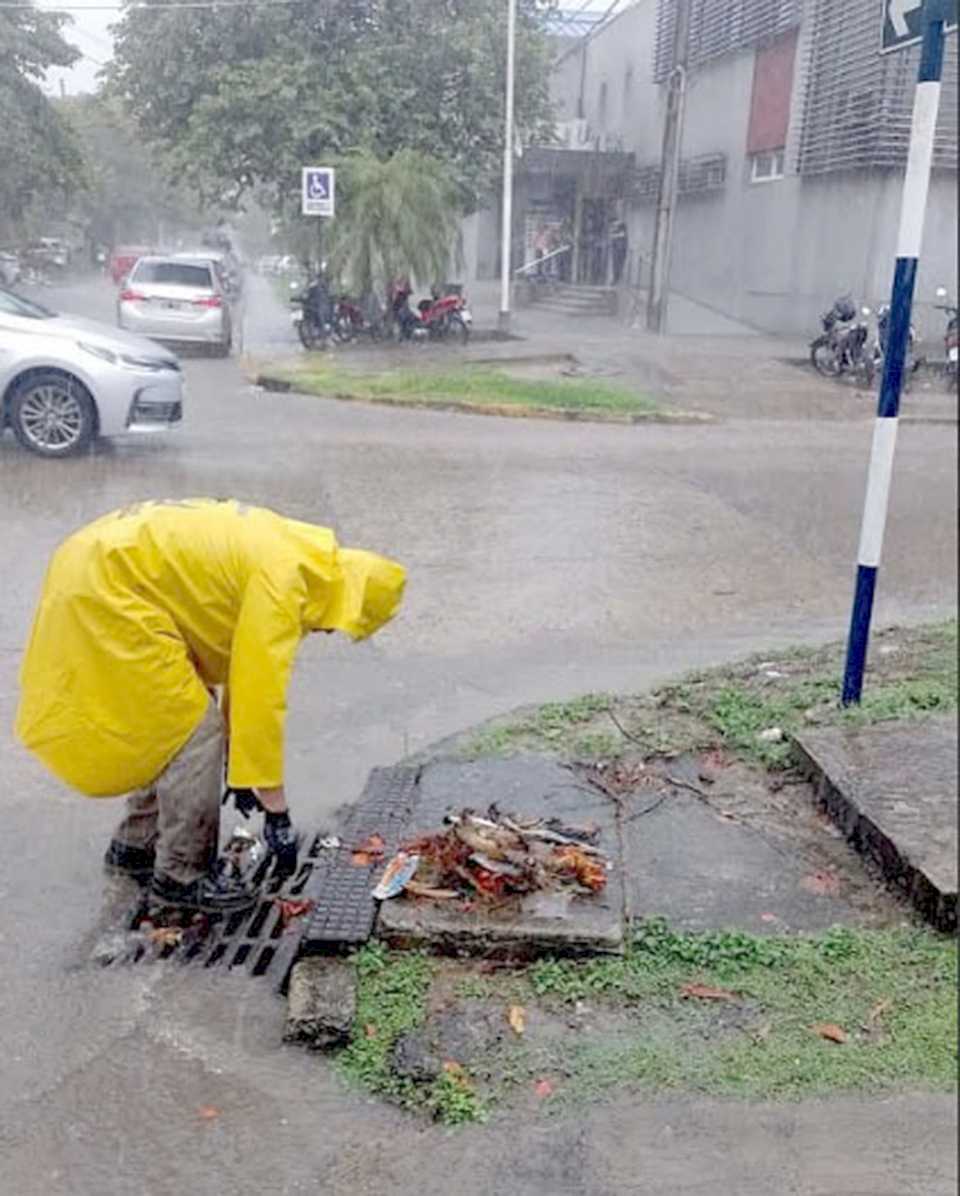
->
<box><xmin>103</xmin><ymin>840</ymin><xmax>156</xmax><ymax>882</ymax></box>
<box><xmin>149</xmin><ymin>870</ymin><xmax>257</xmax><ymax>916</ymax></box>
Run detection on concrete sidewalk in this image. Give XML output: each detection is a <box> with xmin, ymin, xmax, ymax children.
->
<box><xmin>464</xmin><ymin>279</ymin><xmax>959</xmax><ymax>424</ymax></box>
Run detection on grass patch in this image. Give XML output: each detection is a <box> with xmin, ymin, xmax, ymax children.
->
<box><xmin>338</xmin><ymin>944</ymin><xmax>487</xmax><ymax>1124</ymax></box>
<box><xmin>269</xmin><ymin>361</ymin><xmax>660</xmax><ymax>418</ymax></box>
<box><xmin>336</xmin><ymin>925</ymin><xmax>956</xmax><ymax>1123</ymax></box>
<box><xmin>461</xmin><ymin>619</ymin><xmax>957</xmax><ymax>766</ymax></box>
<box><xmin>525</xmin><ymin>921</ymin><xmax>957</xmax><ymax>1102</ymax></box>
<box><xmin>338</xmin><ymin>944</ymin><xmax>432</xmax><ymax>1098</ymax></box>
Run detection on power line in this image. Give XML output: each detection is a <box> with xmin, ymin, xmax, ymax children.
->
<box><xmin>2</xmin><ymin>0</ymin><xmax>305</xmax><ymax>8</ymax></box>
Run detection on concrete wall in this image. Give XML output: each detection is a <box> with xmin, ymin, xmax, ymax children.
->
<box><xmin>464</xmin><ymin>0</ymin><xmax>959</xmax><ymax>335</ymax></box>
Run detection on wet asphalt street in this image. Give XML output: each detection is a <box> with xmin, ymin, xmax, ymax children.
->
<box><xmin>0</xmin><ymin>274</ymin><xmax>955</xmax><ymax>1195</ymax></box>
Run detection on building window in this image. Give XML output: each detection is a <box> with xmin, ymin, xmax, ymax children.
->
<box><xmin>598</xmin><ymin>80</ymin><xmax>608</xmax><ymax>127</ymax></box>
<box><xmin>750</xmin><ymin>148</ymin><xmax>785</xmax><ymax>181</ymax></box>
<box><xmin>622</xmin><ymin>65</ymin><xmax>634</xmax><ymax>118</ymax></box>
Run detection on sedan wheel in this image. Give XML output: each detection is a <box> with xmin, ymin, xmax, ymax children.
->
<box><xmin>11</xmin><ymin>372</ymin><xmax>96</xmax><ymax>457</ymax></box>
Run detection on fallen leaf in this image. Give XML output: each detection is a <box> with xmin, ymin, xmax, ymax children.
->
<box><xmin>508</xmin><ymin>1004</ymin><xmax>526</xmax><ymax>1036</ymax></box>
<box><xmin>273</xmin><ymin>898</ymin><xmax>314</xmax><ymax>927</ymax></box>
<box><xmin>364</xmin><ymin>1023</ymin><xmax>378</xmax><ymax>1038</ymax></box>
<box><xmin>717</xmin><ymin>810</ymin><xmax>738</xmax><ymax>822</ymax></box>
<box><xmin>800</xmin><ymin>871</ymin><xmax>843</xmax><ymax>896</ymax></box>
<box><xmin>442</xmin><ymin>1060</ymin><xmax>471</xmax><ymax>1089</ymax></box>
<box><xmin>534</xmin><ymin>1078</ymin><xmax>554</xmax><ymax>1099</ymax></box>
<box><xmin>868</xmin><ymin>998</ymin><xmax>893</xmax><ymax>1024</ymax></box>
<box><xmin>812</xmin><ymin>1022</ymin><xmax>847</xmax><ymax>1044</ymax></box>
<box><xmin>680</xmin><ymin>982</ymin><xmax>739</xmax><ymax>1002</ymax></box>
<box><xmin>351</xmin><ymin>833</ymin><xmax>386</xmax><ymax>867</ymax></box>
<box><xmin>355</xmin><ymin>833</ymin><xmax>386</xmax><ymax>855</ymax></box>
<box><xmin>197</xmin><ymin>1105</ymin><xmax>221</xmax><ymax>1120</ymax></box>
<box><xmin>147</xmin><ymin>927</ymin><xmax>182</xmax><ymax>948</ymax></box>
<box><xmin>760</xmin><ymin>912</ymin><xmax>779</xmax><ymax>923</ymax></box>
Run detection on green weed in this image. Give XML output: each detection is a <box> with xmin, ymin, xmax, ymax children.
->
<box><xmin>338</xmin><ymin>944</ymin><xmax>432</xmax><ymax>1098</ymax></box>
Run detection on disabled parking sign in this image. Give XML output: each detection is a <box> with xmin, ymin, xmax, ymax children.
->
<box><xmin>301</xmin><ymin>167</ymin><xmax>335</xmax><ymax>217</ymax></box>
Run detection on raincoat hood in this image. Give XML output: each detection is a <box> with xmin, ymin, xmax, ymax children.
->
<box><xmin>280</xmin><ymin>520</ymin><xmax>406</xmax><ymax>640</ymax></box>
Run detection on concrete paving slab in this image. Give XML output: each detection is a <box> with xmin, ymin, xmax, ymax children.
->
<box><xmin>623</xmin><ymin>789</ymin><xmax>856</xmax><ymax>933</ymax></box>
<box><xmin>795</xmin><ymin>716</ymin><xmax>958</xmax><ymax>931</ymax></box>
<box><xmin>377</xmin><ymin>756</ymin><xmax>625</xmax><ymax>956</ymax></box>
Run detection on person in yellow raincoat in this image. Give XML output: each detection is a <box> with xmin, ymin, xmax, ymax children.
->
<box><xmin>16</xmin><ymin>499</ymin><xmax>406</xmax><ymax>914</ymax></box>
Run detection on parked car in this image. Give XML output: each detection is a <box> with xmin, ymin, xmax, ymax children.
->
<box><xmin>109</xmin><ymin>245</ymin><xmax>153</xmax><ymax>286</ymax></box>
<box><xmin>117</xmin><ymin>255</ymin><xmax>233</xmax><ymax>355</ymax></box>
<box><xmin>0</xmin><ymin>285</ymin><xmax>184</xmax><ymax>458</ymax></box>
<box><xmin>173</xmin><ymin>248</ymin><xmax>243</xmax><ymax>301</ymax></box>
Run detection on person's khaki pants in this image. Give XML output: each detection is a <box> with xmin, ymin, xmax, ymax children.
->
<box><xmin>112</xmin><ymin>698</ymin><xmax>224</xmax><ymax>884</ymax></box>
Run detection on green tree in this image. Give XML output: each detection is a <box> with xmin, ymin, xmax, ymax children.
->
<box><xmin>0</xmin><ymin>6</ymin><xmax>83</xmax><ymax>238</ymax></box>
<box><xmin>318</xmin><ymin>149</ymin><xmax>461</xmax><ymax>295</ymax></box>
<box><xmin>62</xmin><ymin>95</ymin><xmax>208</xmax><ymax>248</ymax></box>
<box><xmin>108</xmin><ymin>0</ymin><xmax>555</xmax><ymax>209</ymax></box>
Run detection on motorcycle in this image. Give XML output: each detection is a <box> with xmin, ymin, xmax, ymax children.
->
<box><xmin>333</xmin><ymin>293</ymin><xmax>386</xmax><ymax>343</ymax></box>
<box><xmin>290</xmin><ymin>276</ymin><xmax>336</xmax><ymax>350</ymax></box>
<box><xmin>934</xmin><ymin>285</ymin><xmax>958</xmax><ymax>380</ymax></box>
<box><xmin>391</xmin><ymin>282</ymin><xmax>472</xmax><ymax>344</ymax></box>
<box><xmin>810</xmin><ymin>296</ymin><xmax>873</xmax><ymax>384</ymax></box>
<box><xmin>870</xmin><ymin>303</ymin><xmax>921</xmax><ymax>389</ymax></box>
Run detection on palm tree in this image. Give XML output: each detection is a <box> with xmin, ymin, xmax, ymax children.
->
<box><xmin>326</xmin><ymin>148</ymin><xmax>462</xmax><ymax>299</ymax></box>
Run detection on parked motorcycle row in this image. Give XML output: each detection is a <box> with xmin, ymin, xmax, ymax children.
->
<box><xmin>810</xmin><ymin>288</ymin><xmax>957</xmax><ymax>388</ymax></box>
<box><xmin>289</xmin><ymin>273</ymin><xmax>472</xmax><ymax>351</ymax></box>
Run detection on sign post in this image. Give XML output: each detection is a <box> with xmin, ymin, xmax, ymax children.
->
<box><xmin>301</xmin><ymin>167</ymin><xmax>335</xmax><ymax>218</ymax></box>
<box><xmin>841</xmin><ymin>0</ymin><xmax>954</xmax><ymax>705</ymax></box>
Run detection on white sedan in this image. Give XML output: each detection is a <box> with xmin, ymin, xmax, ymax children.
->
<box><xmin>0</xmin><ymin>286</ymin><xmax>184</xmax><ymax>457</ymax></box>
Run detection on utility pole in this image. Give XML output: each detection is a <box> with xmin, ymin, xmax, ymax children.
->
<box><xmin>646</xmin><ymin>0</ymin><xmax>691</xmax><ymax>333</ymax></box>
<box><xmin>498</xmin><ymin>0</ymin><xmax>517</xmax><ymax>334</ymax></box>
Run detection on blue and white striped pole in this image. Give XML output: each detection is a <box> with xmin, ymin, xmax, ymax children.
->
<box><xmin>841</xmin><ymin>1</ymin><xmax>948</xmax><ymax>705</ymax></box>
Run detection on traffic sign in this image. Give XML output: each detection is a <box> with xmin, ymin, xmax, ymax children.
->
<box><xmin>301</xmin><ymin>167</ymin><xmax>335</xmax><ymax>217</ymax></box>
<box><xmin>881</xmin><ymin>0</ymin><xmax>957</xmax><ymax>53</ymax></box>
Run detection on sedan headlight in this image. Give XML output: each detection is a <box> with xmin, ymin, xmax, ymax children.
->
<box><xmin>78</xmin><ymin>340</ymin><xmax>117</xmax><ymax>365</ymax></box>
<box><xmin>78</xmin><ymin>341</ymin><xmax>178</xmax><ymax>372</ymax></box>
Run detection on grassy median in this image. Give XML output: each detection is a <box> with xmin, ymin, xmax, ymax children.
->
<box><xmin>264</xmin><ymin>360</ymin><xmax>662</xmax><ymax>420</ymax></box>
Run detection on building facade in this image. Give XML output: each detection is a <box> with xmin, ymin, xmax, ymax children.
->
<box><xmin>474</xmin><ymin>0</ymin><xmax>958</xmax><ymax>337</ymax></box>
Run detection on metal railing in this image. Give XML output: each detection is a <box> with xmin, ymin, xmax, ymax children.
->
<box><xmin>514</xmin><ymin>244</ymin><xmax>573</xmax><ymax>276</ymax></box>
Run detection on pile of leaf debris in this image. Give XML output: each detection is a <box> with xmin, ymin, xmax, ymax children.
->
<box><xmin>377</xmin><ymin>807</ymin><xmax>611</xmax><ymax>904</ymax></box>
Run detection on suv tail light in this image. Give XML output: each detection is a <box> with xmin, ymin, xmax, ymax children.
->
<box><xmin>119</xmin><ymin>289</ymin><xmax>146</xmax><ymax>302</ymax></box>
<box><xmin>193</xmin><ymin>295</ymin><xmax>223</xmax><ymax>308</ymax></box>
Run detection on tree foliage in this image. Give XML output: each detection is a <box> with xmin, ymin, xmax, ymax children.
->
<box><xmin>323</xmin><ymin>149</ymin><xmax>462</xmax><ymax>294</ymax></box>
<box><xmin>0</xmin><ymin>7</ymin><xmax>83</xmax><ymax>235</ymax></box>
<box><xmin>62</xmin><ymin>95</ymin><xmax>208</xmax><ymax>246</ymax></box>
<box><xmin>108</xmin><ymin>0</ymin><xmax>556</xmax><ymax>209</ymax></box>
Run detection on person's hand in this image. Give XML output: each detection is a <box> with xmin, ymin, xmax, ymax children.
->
<box><xmin>264</xmin><ymin>810</ymin><xmax>299</xmax><ymax>883</ymax></box>
<box><xmin>223</xmin><ymin>786</ymin><xmax>262</xmax><ymax>819</ymax></box>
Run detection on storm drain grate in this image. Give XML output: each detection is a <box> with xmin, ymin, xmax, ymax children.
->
<box><xmin>91</xmin><ymin>766</ymin><xmax>423</xmax><ymax>988</ymax></box>
<box><xmin>92</xmin><ymin>833</ymin><xmax>332</xmax><ymax>991</ymax></box>
<box><xmin>300</xmin><ymin>766</ymin><xmax>422</xmax><ymax>951</ymax></box>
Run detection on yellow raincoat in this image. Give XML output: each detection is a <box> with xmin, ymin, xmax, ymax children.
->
<box><xmin>15</xmin><ymin>499</ymin><xmax>405</xmax><ymax>797</ymax></box>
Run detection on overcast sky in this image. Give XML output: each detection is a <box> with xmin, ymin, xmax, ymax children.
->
<box><xmin>40</xmin><ymin>0</ymin><xmax>623</xmax><ymax>97</ymax></box>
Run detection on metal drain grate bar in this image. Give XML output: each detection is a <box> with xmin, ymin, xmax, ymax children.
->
<box><xmin>300</xmin><ymin>766</ymin><xmax>421</xmax><ymax>952</ymax></box>
<box><xmin>93</xmin><ymin>833</ymin><xmax>328</xmax><ymax>990</ymax></box>
<box><xmin>91</xmin><ymin>766</ymin><xmax>423</xmax><ymax>988</ymax></box>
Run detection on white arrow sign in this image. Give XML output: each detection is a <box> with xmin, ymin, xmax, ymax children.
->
<box><xmin>889</xmin><ymin>0</ymin><xmax>922</xmax><ymax>37</ymax></box>
<box><xmin>882</xmin><ymin>0</ymin><xmax>956</xmax><ymax>53</ymax></box>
